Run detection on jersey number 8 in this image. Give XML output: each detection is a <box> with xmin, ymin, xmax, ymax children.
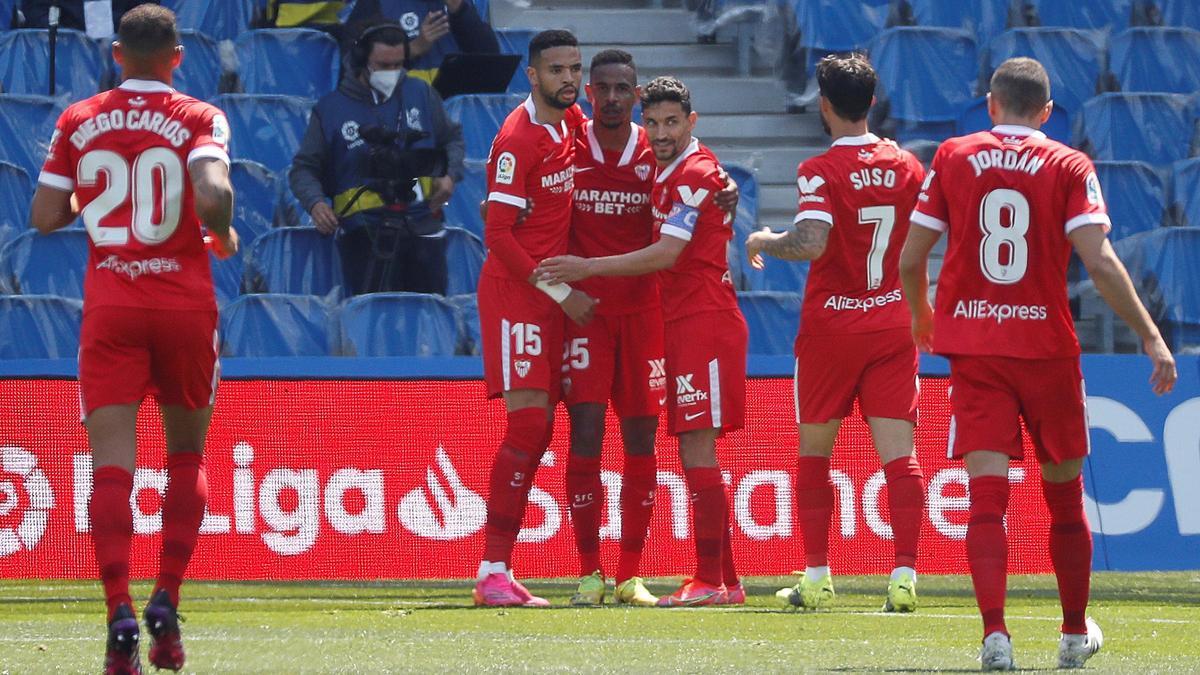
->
<box><xmin>978</xmin><ymin>188</ymin><xmax>1029</xmax><ymax>285</ymax></box>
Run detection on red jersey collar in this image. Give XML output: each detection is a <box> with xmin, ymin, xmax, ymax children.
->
<box><xmin>523</xmin><ymin>95</ymin><xmax>568</xmax><ymax>144</ymax></box>
<box><xmin>584</xmin><ymin>120</ymin><xmax>640</xmax><ymax>167</ymax></box>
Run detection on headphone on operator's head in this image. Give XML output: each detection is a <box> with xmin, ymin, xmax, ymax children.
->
<box><xmin>351</xmin><ymin>22</ymin><xmax>410</xmax><ymax>71</ymax></box>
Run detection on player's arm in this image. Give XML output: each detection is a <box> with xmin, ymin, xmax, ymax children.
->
<box><xmin>899</xmin><ymin>224</ymin><xmax>942</xmax><ymax>353</ymax></box>
<box><xmin>191</xmin><ymin>157</ymin><xmax>238</xmax><ymax>258</ymax></box>
<box><xmin>538</xmin><ymin>234</ymin><xmax>687</xmax><ymax>283</ymax></box>
<box><xmin>1070</xmin><ymin>224</ymin><xmax>1176</xmax><ymax>394</ymax></box>
<box><xmin>31</xmin><ymin>111</ymin><xmax>79</xmax><ymax>233</ymax></box>
<box><xmin>29</xmin><ymin>185</ymin><xmax>77</xmax><ymax>234</ymax></box>
<box><xmin>745</xmin><ymin>219</ymin><xmax>830</xmax><ymax>267</ymax></box>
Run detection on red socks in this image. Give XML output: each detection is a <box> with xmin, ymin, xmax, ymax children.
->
<box><xmin>883</xmin><ymin>455</ymin><xmax>925</xmax><ymax>569</ymax></box>
<box><xmin>968</xmin><ymin>476</ymin><xmax>1010</xmax><ymax>638</ymax></box>
<box><xmin>795</xmin><ymin>456</ymin><xmax>833</xmax><ymax>568</ymax></box>
<box><xmin>1043</xmin><ymin>476</ymin><xmax>1092</xmax><ymax>635</ymax></box>
<box><xmin>483</xmin><ymin>407</ymin><xmax>546</xmax><ymax>564</ymax></box>
<box><xmin>90</xmin><ymin>466</ymin><xmax>134</xmax><ymax>621</ymax></box>
<box><xmin>616</xmin><ymin>453</ymin><xmax>656</xmax><ymax>584</ymax></box>
<box><xmin>684</xmin><ymin>467</ymin><xmax>727</xmax><ymax>586</ymax></box>
<box><xmin>566</xmin><ymin>454</ymin><xmax>603</xmax><ymax>577</ymax></box>
<box><xmin>156</xmin><ymin>453</ymin><xmax>207</xmax><ymax>607</ymax></box>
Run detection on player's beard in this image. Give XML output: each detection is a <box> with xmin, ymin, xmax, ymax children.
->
<box><xmin>820</xmin><ymin>110</ymin><xmax>832</xmax><ymax>137</ymax></box>
<box><xmin>542</xmin><ymin>85</ymin><xmax>578</xmax><ymax>110</ymax></box>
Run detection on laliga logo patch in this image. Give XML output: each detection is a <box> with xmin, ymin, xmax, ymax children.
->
<box><xmin>0</xmin><ymin>446</ymin><xmax>54</xmax><ymax>557</ymax></box>
<box><xmin>514</xmin><ymin>359</ymin><xmax>532</xmax><ymax>378</ymax></box>
<box><xmin>400</xmin><ymin>12</ymin><xmax>420</xmax><ymax>34</ymax></box>
<box><xmin>635</xmin><ymin>163</ymin><xmax>652</xmax><ymax>181</ymax></box>
<box><xmin>398</xmin><ymin>447</ymin><xmax>486</xmax><ymax>540</ymax></box>
<box><xmin>341</xmin><ymin>120</ymin><xmax>360</xmax><ymax>143</ymax></box>
<box><xmin>496</xmin><ymin>152</ymin><xmax>516</xmax><ymax>185</ymax></box>
<box><xmin>1086</xmin><ymin>172</ymin><xmax>1104</xmax><ymax>207</ymax></box>
<box><xmin>406</xmin><ymin>107</ymin><xmax>423</xmax><ymax>133</ymax></box>
<box><xmin>211</xmin><ymin>114</ymin><xmax>230</xmax><ymax>147</ymax></box>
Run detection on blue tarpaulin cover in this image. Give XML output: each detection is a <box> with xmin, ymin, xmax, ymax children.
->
<box><xmin>0</xmin><ymin>95</ymin><xmax>64</xmax><ymax>180</ymax></box>
<box><xmin>210</xmin><ymin>94</ymin><xmax>314</xmax><ymax>172</ymax></box>
<box><xmin>987</xmin><ymin>28</ymin><xmax>1104</xmax><ymax>124</ymax></box>
<box><xmin>340</xmin><ymin>292</ymin><xmax>459</xmax><ymax>356</ymax></box>
<box><xmin>220</xmin><ymin>293</ymin><xmax>336</xmax><ymax>357</ymax></box>
<box><xmin>0</xmin><ymin>295</ymin><xmax>82</xmax><ymax>358</ymax></box>
<box><xmin>443</xmin><ymin>93</ymin><xmax>526</xmax><ymax>161</ymax></box>
<box><xmin>1093</xmin><ymin>161</ymin><xmax>1167</xmax><ymax>241</ymax></box>
<box><xmin>245</xmin><ymin>226</ymin><xmax>343</xmax><ymax>299</ymax></box>
<box><xmin>1110</xmin><ymin>28</ymin><xmax>1200</xmax><ymax>95</ymax></box>
<box><xmin>235</xmin><ymin>29</ymin><xmax>340</xmax><ymax>99</ymax></box>
<box><xmin>872</xmin><ymin>27</ymin><xmax>978</xmax><ymax>124</ymax></box>
<box><xmin>0</xmin><ymin>29</ymin><xmax>104</xmax><ymax>100</ymax></box>
<box><xmin>737</xmin><ymin>291</ymin><xmax>802</xmax><ymax>355</ymax></box>
<box><xmin>1078</xmin><ymin>93</ymin><xmax>1195</xmax><ymax>165</ymax></box>
<box><xmin>0</xmin><ymin>229</ymin><xmax>87</xmax><ymax>298</ymax></box>
<box><xmin>444</xmin><ymin>227</ymin><xmax>484</xmax><ymax>297</ymax></box>
<box><xmin>1115</xmin><ymin>227</ymin><xmax>1200</xmax><ymax>350</ymax></box>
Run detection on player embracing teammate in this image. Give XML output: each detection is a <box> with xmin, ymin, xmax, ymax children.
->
<box><xmin>900</xmin><ymin>57</ymin><xmax>1176</xmax><ymax>669</ymax></box>
<box><xmin>746</xmin><ymin>54</ymin><xmax>928</xmax><ymax>613</ymax></box>
<box><xmin>30</xmin><ymin>6</ymin><xmax>237</xmax><ymax>674</ymax></box>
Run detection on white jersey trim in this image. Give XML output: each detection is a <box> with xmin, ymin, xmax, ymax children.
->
<box><xmin>991</xmin><ymin>124</ymin><xmax>1046</xmax><ymax>140</ymax></box>
<box><xmin>583</xmin><ymin>121</ymin><xmax>639</xmax><ymax>167</ymax></box>
<box><xmin>831</xmin><ymin>132</ymin><xmax>881</xmax><ymax>147</ymax></box>
<box><xmin>38</xmin><ymin>171</ymin><xmax>74</xmax><ymax>191</ymax></box>
<box><xmin>501</xmin><ymin>318</ymin><xmax>512</xmax><ymax>391</ymax></box>
<box><xmin>1064</xmin><ymin>212</ymin><xmax>1112</xmax><ymax>235</ymax></box>
<box><xmin>708</xmin><ymin>357</ymin><xmax>722</xmax><ymax>428</ymax></box>
<box><xmin>660</xmin><ymin>223</ymin><xmax>693</xmax><ymax>242</ymax></box>
<box><xmin>488</xmin><ymin>191</ymin><xmax>527</xmax><ymax>209</ymax></box>
<box><xmin>795</xmin><ymin>209</ymin><xmax>834</xmax><ymax>225</ymax></box>
<box><xmin>118</xmin><ymin>78</ymin><xmax>175</xmax><ymax>94</ymax></box>
<box><xmin>523</xmin><ymin>95</ymin><xmax>567</xmax><ymax>145</ymax></box>
<box><xmin>187</xmin><ymin>144</ymin><xmax>230</xmax><ymax>167</ymax></box>
<box><xmin>911</xmin><ymin>210</ymin><xmax>948</xmax><ymax>232</ymax></box>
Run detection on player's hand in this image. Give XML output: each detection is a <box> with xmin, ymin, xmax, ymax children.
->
<box><xmin>536</xmin><ymin>255</ymin><xmax>592</xmax><ymax>284</ymax></box>
<box><xmin>204</xmin><ymin>227</ymin><xmax>240</xmax><ymax>260</ymax></box>
<box><xmin>428</xmin><ymin>176</ymin><xmax>455</xmax><ymax>209</ymax></box>
<box><xmin>1144</xmin><ymin>335</ymin><xmax>1177</xmax><ymax>395</ymax></box>
<box><xmin>745</xmin><ymin>227</ymin><xmax>777</xmax><ymax>270</ymax></box>
<box><xmin>310</xmin><ymin>201</ymin><xmax>339</xmax><ymax>235</ymax></box>
<box><xmin>714</xmin><ymin>168</ymin><xmax>740</xmax><ymax>216</ymax></box>
<box><xmin>911</xmin><ymin>302</ymin><xmax>935</xmax><ymax>353</ymax></box>
<box><xmin>561</xmin><ymin>289</ymin><xmax>597</xmax><ymax>326</ymax></box>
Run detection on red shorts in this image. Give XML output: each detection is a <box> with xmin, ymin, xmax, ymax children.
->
<box><xmin>947</xmin><ymin>355</ymin><xmax>1089</xmax><ymax>464</ymax></box>
<box><xmin>78</xmin><ymin>306</ymin><xmax>219</xmax><ymax>418</ymax></box>
<box><xmin>561</xmin><ymin>308</ymin><xmax>666</xmax><ymax>418</ymax></box>
<box><xmin>478</xmin><ymin>274</ymin><xmax>565</xmax><ymax>400</ymax></box>
<box><xmin>664</xmin><ymin>310</ymin><xmax>747</xmax><ymax>436</ymax></box>
<box><xmin>794</xmin><ymin>326</ymin><xmax>918</xmax><ymax>424</ymax></box>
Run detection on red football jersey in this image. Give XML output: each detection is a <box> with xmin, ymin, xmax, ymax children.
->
<box><xmin>482</xmin><ymin>97</ymin><xmax>585</xmax><ymax>281</ymax></box>
<box><xmin>39</xmin><ymin>79</ymin><xmax>230</xmax><ymax>311</ymax></box>
<box><xmin>652</xmin><ymin>138</ymin><xmax>739</xmax><ymax>322</ymax></box>
<box><xmin>570</xmin><ymin>120</ymin><xmax>659</xmax><ymax>316</ymax></box>
<box><xmin>911</xmin><ymin>125</ymin><xmax>1111</xmax><ymax>359</ymax></box>
<box><xmin>794</xmin><ymin>133</ymin><xmax>925</xmax><ymax>336</ymax></box>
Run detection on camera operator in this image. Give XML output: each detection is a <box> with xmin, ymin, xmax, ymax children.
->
<box><xmin>290</xmin><ymin>21</ymin><xmax>465</xmax><ymax>296</ymax></box>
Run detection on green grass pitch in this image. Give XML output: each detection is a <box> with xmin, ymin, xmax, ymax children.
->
<box><xmin>1</xmin><ymin>573</ymin><xmax>1197</xmax><ymax>672</ymax></box>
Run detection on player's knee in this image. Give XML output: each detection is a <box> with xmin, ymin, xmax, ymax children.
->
<box><xmin>619</xmin><ymin>416</ymin><xmax>657</xmax><ymax>457</ymax></box>
<box><xmin>568</xmin><ymin>404</ymin><xmax>605</xmax><ymax>457</ymax></box>
<box><xmin>504</xmin><ymin>407</ymin><xmax>547</xmax><ymax>456</ymax></box>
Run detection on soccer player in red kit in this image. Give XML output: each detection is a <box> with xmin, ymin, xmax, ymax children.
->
<box><xmin>29</xmin><ymin>6</ymin><xmax>237</xmax><ymax>674</ymax></box>
<box><xmin>745</xmin><ymin>54</ymin><xmax>926</xmax><ymax>613</ymax></box>
<box><xmin>474</xmin><ymin>29</ymin><xmax>597</xmax><ymax>607</ymax></box>
<box><xmin>899</xmin><ymin>58</ymin><xmax>1176</xmax><ymax>670</ymax></box>
<box><xmin>540</xmin><ymin>76</ymin><xmax>748</xmax><ymax>607</ymax></box>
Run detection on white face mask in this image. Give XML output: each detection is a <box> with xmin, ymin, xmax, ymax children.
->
<box><xmin>369</xmin><ymin>68</ymin><xmax>403</xmax><ymax>98</ymax></box>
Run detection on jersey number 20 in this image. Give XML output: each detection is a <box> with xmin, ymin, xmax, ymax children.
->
<box><xmin>78</xmin><ymin>148</ymin><xmax>184</xmax><ymax>247</ymax></box>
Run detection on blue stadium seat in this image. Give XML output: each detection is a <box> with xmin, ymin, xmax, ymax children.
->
<box><xmin>0</xmin><ymin>229</ymin><xmax>88</xmax><ymax>298</ymax></box>
<box><xmin>1160</xmin><ymin>0</ymin><xmax>1200</xmax><ymax>31</ymax></box>
<box><xmin>1115</xmin><ymin>227</ymin><xmax>1200</xmax><ymax>350</ymax></box>
<box><xmin>791</xmin><ymin>0</ymin><xmax>893</xmax><ymax>51</ymax></box>
<box><xmin>1110</xmin><ymin>28</ymin><xmax>1200</xmax><ymax>94</ymax></box>
<box><xmin>495</xmin><ymin>28</ymin><xmax>533</xmax><ymax>95</ymax></box>
<box><xmin>272</xmin><ymin>171</ymin><xmax>315</xmax><ymax>228</ymax></box>
<box><xmin>219</xmin><ymin>294</ymin><xmax>335</xmax><ymax>357</ymax></box>
<box><xmin>444</xmin><ymin>93</ymin><xmax>527</xmax><ymax>161</ymax></box>
<box><xmin>340</xmin><ymin>292</ymin><xmax>460</xmax><ymax>356</ymax></box>
<box><xmin>1170</xmin><ymin>158</ymin><xmax>1200</xmax><ymax>227</ymax></box>
<box><xmin>444</xmin><ymin>226</ymin><xmax>485</xmax><ymax>296</ymax></box>
<box><xmin>724</xmin><ymin>163</ymin><xmax>759</xmax><ymax>288</ymax></box>
<box><xmin>1027</xmin><ymin>0</ymin><xmax>1137</xmax><ymax>32</ymax></box>
<box><xmin>0</xmin><ymin>95</ymin><xmax>65</xmax><ymax>180</ymax></box>
<box><xmin>0</xmin><ymin>162</ymin><xmax>31</xmax><ymax>251</ymax></box>
<box><xmin>230</xmin><ymin>160</ymin><xmax>276</xmax><ymax>244</ymax></box>
<box><xmin>448</xmin><ymin>293</ymin><xmax>480</xmax><ymax>356</ymax></box>
<box><xmin>162</xmin><ymin>0</ymin><xmax>259</xmax><ymax>42</ymax></box>
<box><xmin>210</xmin><ymin>247</ymin><xmax>246</xmax><ymax>306</ymax></box>
<box><xmin>0</xmin><ymin>295</ymin><xmax>82</xmax><ymax>358</ymax></box>
<box><xmin>737</xmin><ymin>291</ymin><xmax>802</xmax><ymax>355</ymax></box>
<box><xmin>235</xmin><ymin>29</ymin><xmax>339</xmax><ymax>99</ymax></box>
<box><xmin>872</xmin><ymin>28</ymin><xmax>978</xmax><ymax>141</ymax></box>
<box><xmin>1093</xmin><ymin>161</ymin><xmax>1167</xmax><ymax>242</ymax></box>
<box><xmin>741</xmin><ymin>252</ymin><xmax>810</xmax><ymax>293</ymax></box>
<box><xmin>987</xmin><ymin>28</ymin><xmax>1105</xmax><ymax>126</ymax></box>
<box><xmin>0</xmin><ymin>29</ymin><xmax>104</xmax><ymax>100</ymax></box>
<box><xmin>176</xmin><ymin>30</ymin><xmax>223</xmax><ymax>102</ymax></box>
<box><xmin>444</xmin><ymin>159</ymin><xmax>485</xmax><ymax>238</ymax></box>
<box><xmin>956</xmin><ymin>96</ymin><xmax>1072</xmax><ymax>143</ymax></box>
<box><xmin>1078</xmin><ymin>93</ymin><xmax>1195</xmax><ymax>165</ymax></box>
<box><xmin>908</xmin><ymin>0</ymin><xmax>1012</xmax><ymax>46</ymax></box>
<box><xmin>245</xmin><ymin>226</ymin><xmax>344</xmax><ymax>298</ymax></box>
<box><xmin>210</xmin><ymin>94</ymin><xmax>313</xmax><ymax>172</ymax></box>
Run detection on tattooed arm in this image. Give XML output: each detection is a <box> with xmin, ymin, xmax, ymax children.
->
<box><xmin>745</xmin><ymin>219</ymin><xmax>831</xmax><ymax>269</ymax></box>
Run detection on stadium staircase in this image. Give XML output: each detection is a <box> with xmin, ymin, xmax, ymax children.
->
<box><xmin>492</xmin><ymin>0</ymin><xmax>828</xmax><ymax>230</ymax></box>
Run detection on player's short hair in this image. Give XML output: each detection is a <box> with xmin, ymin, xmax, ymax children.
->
<box><xmin>815</xmin><ymin>53</ymin><xmax>876</xmax><ymax>122</ymax></box>
<box><xmin>641</xmin><ymin>76</ymin><xmax>692</xmax><ymax>115</ymax></box>
<box><xmin>990</xmin><ymin>57</ymin><xmax>1051</xmax><ymax>118</ymax></box>
<box><xmin>529</xmin><ymin>29</ymin><xmax>578</xmax><ymax>64</ymax></box>
<box><xmin>117</xmin><ymin>4</ymin><xmax>178</xmax><ymax>56</ymax></box>
<box><xmin>590</xmin><ymin>49</ymin><xmax>635</xmax><ymax>74</ymax></box>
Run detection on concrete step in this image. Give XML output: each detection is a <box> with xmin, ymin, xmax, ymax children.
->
<box><xmin>494</xmin><ymin>9</ymin><xmax>699</xmax><ymax>44</ymax></box>
<box><xmin>581</xmin><ymin>43</ymin><xmax>738</xmax><ymax>73</ymax></box>
<box><xmin>695</xmin><ymin>113</ymin><xmax>823</xmax><ymax>144</ymax></box>
<box><xmin>648</xmin><ymin>76</ymin><xmax>787</xmax><ymax>113</ymax></box>
<box><xmin>760</xmin><ymin>183</ymin><xmax>798</xmax><ymax>215</ymax></box>
<box><xmin>715</xmin><ymin>146</ymin><xmax>821</xmax><ymax>181</ymax></box>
